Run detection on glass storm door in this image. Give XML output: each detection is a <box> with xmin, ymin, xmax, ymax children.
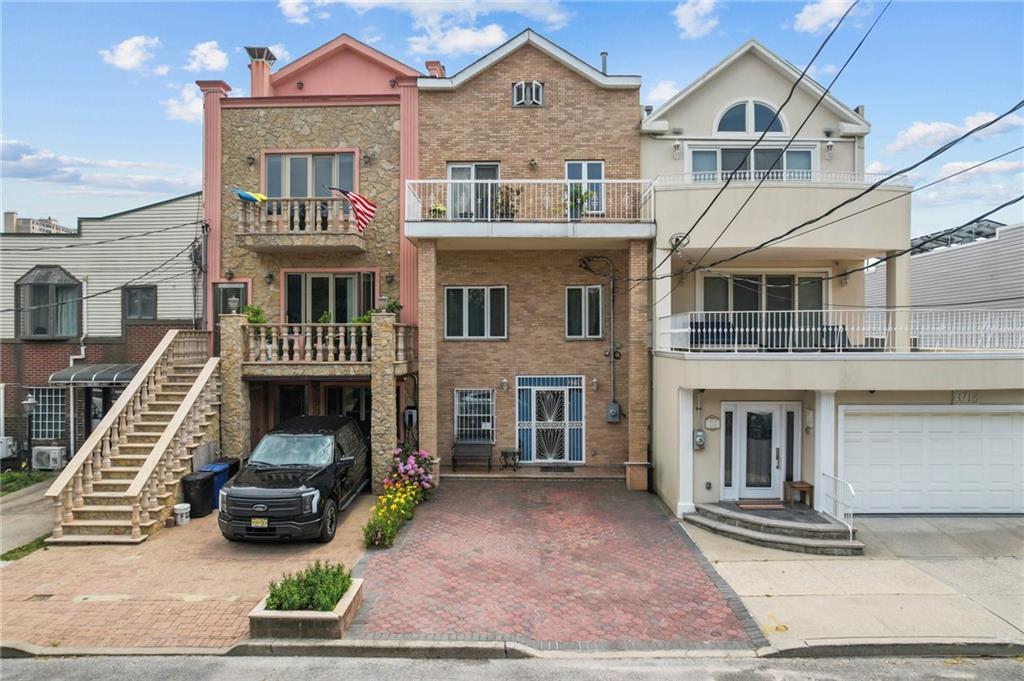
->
<box><xmin>739</xmin><ymin>405</ymin><xmax>783</xmax><ymax>498</ymax></box>
<box><xmin>533</xmin><ymin>388</ymin><xmax>567</xmax><ymax>462</ymax></box>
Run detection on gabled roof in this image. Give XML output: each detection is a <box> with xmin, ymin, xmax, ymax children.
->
<box><xmin>271</xmin><ymin>33</ymin><xmax>421</xmax><ymax>84</ymax></box>
<box><xmin>642</xmin><ymin>39</ymin><xmax>870</xmax><ymax>135</ymax></box>
<box><xmin>418</xmin><ymin>29</ymin><xmax>640</xmax><ymax>90</ymax></box>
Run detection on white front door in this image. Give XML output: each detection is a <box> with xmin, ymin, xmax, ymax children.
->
<box><xmin>738</xmin><ymin>404</ymin><xmax>783</xmax><ymax>498</ymax></box>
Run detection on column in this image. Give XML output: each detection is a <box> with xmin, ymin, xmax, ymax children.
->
<box><xmin>196</xmin><ymin>80</ymin><xmax>231</xmax><ymax>336</ymax></box>
<box><xmin>218</xmin><ymin>314</ymin><xmax>250</xmax><ymax>459</ymax></box>
<box><xmin>885</xmin><ymin>251</ymin><xmax>912</xmax><ymax>351</ymax></box>
<box><xmin>677</xmin><ymin>388</ymin><xmax>695</xmax><ymax>516</ymax></box>
<box><xmin>397</xmin><ymin>78</ymin><xmax>419</xmax><ymax>325</ymax></box>
<box><xmin>370</xmin><ymin>312</ymin><xmax>398</xmax><ymax>494</ymax></box>
<box><xmin>416</xmin><ymin>240</ymin><xmax>438</xmax><ymax>466</ymax></box>
<box><xmin>813</xmin><ymin>390</ymin><xmax>836</xmax><ymax>513</ymax></box>
<box><xmin>626</xmin><ymin>240</ymin><xmax>650</xmax><ymax>491</ymax></box>
<box><xmin>654</xmin><ymin>247</ymin><xmax>673</xmax><ymax>350</ymax></box>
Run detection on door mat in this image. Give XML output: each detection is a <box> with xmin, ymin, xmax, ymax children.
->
<box><xmin>737</xmin><ymin>503</ymin><xmax>786</xmax><ymax>510</ymax></box>
<box><xmin>539</xmin><ymin>466</ymin><xmax>575</xmax><ymax>473</ymax></box>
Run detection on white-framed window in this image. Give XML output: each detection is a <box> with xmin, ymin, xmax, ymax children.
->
<box><xmin>454</xmin><ymin>389</ymin><xmax>495</xmax><ymax>443</ymax></box>
<box><xmin>123</xmin><ymin>286</ymin><xmax>157</xmax><ymax>320</ymax></box>
<box><xmin>447</xmin><ymin>163</ymin><xmax>500</xmax><ymax>220</ymax></box>
<box><xmin>512</xmin><ymin>80</ymin><xmax>543</xmax><ymax>107</ymax></box>
<box><xmin>566</xmin><ymin>285</ymin><xmax>602</xmax><ymax>339</ymax></box>
<box><xmin>565</xmin><ymin>160</ymin><xmax>604</xmax><ymax>215</ymax></box>
<box><xmin>445</xmin><ymin>286</ymin><xmax>507</xmax><ymax>339</ymax></box>
<box><xmin>30</xmin><ymin>387</ymin><xmax>65</xmax><ymax>440</ymax></box>
<box><xmin>700</xmin><ymin>272</ymin><xmax>826</xmax><ymax>312</ymax></box>
<box><xmin>715</xmin><ymin>100</ymin><xmax>785</xmax><ymax>134</ymax></box>
<box><xmin>265</xmin><ymin>152</ymin><xmax>356</xmax><ymax>198</ymax></box>
<box><xmin>690</xmin><ymin>147</ymin><xmax>813</xmax><ymax>182</ymax></box>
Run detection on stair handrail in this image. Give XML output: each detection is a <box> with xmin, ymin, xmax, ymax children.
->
<box><xmin>125</xmin><ymin>357</ymin><xmax>220</xmax><ymax>499</ymax></box>
<box><xmin>45</xmin><ymin>329</ymin><xmax>182</xmax><ymax>505</ymax></box>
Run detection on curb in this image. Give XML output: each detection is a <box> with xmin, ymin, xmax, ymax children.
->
<box><xmin>0</xmin><ymin>479</ymin><xmax>54</xmax><ymax>507</ymax></box>
<box><xmin>760</xmin><ymin>639</ymin><xmax>1024</xmax><ymax>658</ymax></box>
<box><xmin>0</xmin><ymin>641</ymin><xmax>230</xmax><ymax>658</ymax></box>
<box><xmin>227</xmin><ymin>639</ymin><xmax>537</xmax><ymax>659</ymax></box>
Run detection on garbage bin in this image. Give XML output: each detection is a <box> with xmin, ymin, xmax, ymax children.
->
<box><xmin>208</xmin><ymin>456</ymin><xmax>240</xmax><ymax>480</ymax></box>
<box><xmin>181</xmin><ymin>471</ymin><xmax>215</xmax><ymax>518</ymax></box>
<box><xmin>200</xmin><ymin>462</ymin><xmax>231</xmax><ymax>505</ymax></box>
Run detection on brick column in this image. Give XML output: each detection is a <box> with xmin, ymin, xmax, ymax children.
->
<box><xmin>219</xmin><ymin>314</ymin><xmax>250</xmax><ymax>459</ymax></box>
<box><xmin>627</xmin><ymin>240</ymin><xmax>650</xmax><ymax>491</ymax></box>
<box><xmin>416</xmin><ymin>241</ymin><xmax>438</xmax><ymax>467</ymax></box>
<box><xmin>370</xmin><ymin>312</ymin><xmax>398</xmax><ymax>493</ymax></box>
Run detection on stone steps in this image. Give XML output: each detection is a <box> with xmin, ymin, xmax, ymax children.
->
<box><xmin>684</xmin><ymin>513</ymin><xmax>864</xmax><ymax>556</ymax></box>
<box><xmin>693</xmin><ymin>503</ymin><xmax>856</xmax><ymax>540</ymax></box>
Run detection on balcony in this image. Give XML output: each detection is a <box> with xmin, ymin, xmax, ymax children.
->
<box><xmin>656</xmin><ymin>309</ymin><xmax>1024</xmax><ymax>355</ymax></box>
<box><xmin>235</xmin><ymin>197</ymin><xmax>365</xmax><ymax>253</ymax></box>
<box><xmin>404</xmin><ymin>179</ymin><xmax>655</xmax><ymax>244</ymax></box>
<box><xmin>655</xmin><ymin>170</ymin><xmax>911</xmax><ymax>188</ymax></box>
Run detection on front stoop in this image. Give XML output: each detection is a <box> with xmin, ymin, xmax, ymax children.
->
<box><xmin>248</xmin><ymin>579</ymin><xmax>364</xmax><ymax>639</ymax></box>
<box><xmin>684</xmin><ymin>504</ymin><xmax>865</xmax><ymax>556</ymax></box>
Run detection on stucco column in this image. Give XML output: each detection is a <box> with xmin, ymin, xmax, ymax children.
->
<box><xmin>416</xmin><ymin>240</ymin><xmax>438</xmax><ymax>464</ymax></box>
<box><xmin>677</xmin><ymin>388</ymin><xmax>695</xmax><ymax>516</ymax></box>
<box><xmin>370</xmin><ymin>312</ymin><xmax>398</xmax><ymax>493</ymax></box>
<box><xmin>813</xmin><ymin>390</ymin><xmax>836</xmax><ymax>513</ymax></box>
<box><xmin>397</xmin><ymin>78</ymin><xmax>419</xmax><ymax>325</ymax></box>
<box><xmin>885</xmin><ymin>251</ymin><xmax>912</xmax><ymax>351</ymax></box>
<box><xmin>626</xmin><ymin>240</ymin><xmax>650</xmax><ymax>491</ymax></box>
<box><xmin>219</xmin><ymin>314</ymin><xmax>250</xmax><ymax>459</ymax></box>
<box><xmin>654</xmin><ymin>247</ymin><xmax>673</xmax><ymax>349</ymax></box>
<box><xmin>196</xmin><ymin>80</ymin><xmax>230</xmax><ymax>336</ymax></box>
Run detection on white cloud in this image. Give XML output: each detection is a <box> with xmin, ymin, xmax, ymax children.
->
<box><xmin>919</xmin><ymin>182</ymin><xmax>1022</xmax><ymax>208</ymax></box>
<box><xmin>887</xmin><ymin>111</ymin><xmax>1024</xmax><ymax>153</ymax></box>
<box><xmin>646</xmin><ymin>80</ymin><xmax>679</xmax><ymax>106</ymax></box>
<box><xmin>184</xmin><ymin>41</ymin><xmax>229</xmax><ymax>72</ymax></box>
<box><xmin>672</xmin><ymin>0</ymin><xmax>718</xmax><ymax>40</ymax></box>
<box><xmin>807</xmin><ymin>63</ymin><xmax>838</xmax><ymax>79</ymax></box>
<box><xmin>865</xmin><ymin>161</ymin><xmax>891</xmax><ymax>174</ymax></box>
<box><xmin>268</xmin><ymin>43</ymin><xmax>292</xmax><ymax>64</ymax></box>
<box><xmin>153</xmin><ymin>64</ymin><xmax>171</xmax><ymax>76</ymax></box>
<box><xmin>938</xmin><ymin>159</ymin><xmax>1024</xmax><ymax>182</ymax></box>
<box><xmin>162</xmin><ymin>85</ymin><xmax>204</xmax><ymax>123</ymax></box>
<box><xmin>793</xmin><ymin>0</ymin><xmax>855</xmax><ymax>34</ymax></box>
<box><xmin>278</xmin><ymin>0</ymin><xmax>311</xmax><ymax>24</ymax></box>
<box><xmin>362</xmin><ymin>28</ymin><xmax>384</xmax><ymax>45</ymax></box>
<box><xmin>409</xmin><ymin>23</ymin><xmax>507</xmax><ymax>56</ymax></box>
<box><xmin>99</xmin><ymin>35</ymin><xmax>161</xmax><ymax>71</ymax></box>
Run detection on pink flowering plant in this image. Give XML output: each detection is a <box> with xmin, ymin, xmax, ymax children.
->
<box><xmin>362</xmin><ymin>444</ymin><xmax>437</xmax><ymax>548</ymax></box>
<box><xmin>381</xmin><ymin>444</ymin><xmax>437</xmax><ymax>495</ymax></box>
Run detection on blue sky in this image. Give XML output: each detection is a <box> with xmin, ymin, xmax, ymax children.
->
<box><xmin>2</xmin><ymin>0</ymin><xmax>1022</xmax><ymax>235</ymax></box>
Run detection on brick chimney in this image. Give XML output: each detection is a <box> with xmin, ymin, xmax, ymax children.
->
<box><xmin>425</xmin><ymin>60</ymin><xmax>446</xmax><ymax>78</ymax></box>
<box><xmin>245</xmin><ymin>46</ymin><xmax>278</xmax><ymax>97</ymax></box>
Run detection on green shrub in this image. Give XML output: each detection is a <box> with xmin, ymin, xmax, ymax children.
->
<box><xmin>0</xmin><ymin>466</ymin><xmax>50</xmax><ymax>497</ymax></box>
<box><xmin>265</xmin><ymin>560</ymin><xmax>352</xmax><ymax>612</ymax></box>
<box><xmin>362</xmin><ymin>511</ymin><xmax>402</xmax><ymax>548</ymax></box>
<box><xmin>244</xmin><ymin>304</ymin><xmax>268</xmax><ymax>324</ymax></box>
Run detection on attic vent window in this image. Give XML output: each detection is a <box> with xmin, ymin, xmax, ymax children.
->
<box><xmin>512</xmin><ymin>80</ymin><xmax>543</xmax><ymax>107</ymax></box>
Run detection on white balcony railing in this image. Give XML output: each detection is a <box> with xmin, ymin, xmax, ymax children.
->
<box><xmin>657</xmin><ymin>309</ymin><xmax>1024</xmax><ymax>354</ymax></box>
<box><xmin>237</xmin><ymin>196</ymin><xmax>358</xmax><ymax>235</ymax></box>
<box><xmin>405</xmin><ymin>179</ymin><xmax>654</xmax><ymax>223</ymax></box>
<box><xmin>655</xmin><ymin>170</ymin><xmax>911</xmax><ymax>188</ymax></box>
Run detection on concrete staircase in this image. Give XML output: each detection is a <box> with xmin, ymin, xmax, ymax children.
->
<box><xmin>684</xmin><ymin>503</ymin><xmax>864</xmax><ymax>556</ymax></box>
<box><xmin>45</xmin><ymin>330</ymin><xmax>220</xmax><ymax>546</ymax></box>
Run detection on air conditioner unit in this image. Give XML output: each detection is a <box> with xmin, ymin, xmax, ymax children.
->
<box><xmin>32</xmin><ymin>446</ymin><xmax>67</xmax><ymax>471</ymax></box>
<box><xmin>0</xmin><ymin>436</ymin><xmax>14</xmax><ymax>459</ymax></box>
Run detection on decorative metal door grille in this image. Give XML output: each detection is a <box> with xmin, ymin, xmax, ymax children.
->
<box><xmin>516</xmin><ymin>376</ymin><xmax>584</xmax><ymax>463</ymax></box>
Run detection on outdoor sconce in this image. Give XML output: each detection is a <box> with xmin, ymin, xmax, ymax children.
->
<box><xmin>224</xmin><ymin>269</ymin><xmax>234</xmax><ymax>280</ymax></box>
<box><xmin>529</xmin><ymin>158</ymin><xmax>537</xmax><ymax>169</ymax></box>
<box><xmin>245</xmin><ymin>155</ymin><xmax>256</xmax><ymax>167</ymax></box>
<box><xmin>384</xmin><ymin>273</ymin><xmax>395</xmax><ymax>284</ymax></box>
<box><xmin>362</xmin><ymin>152</ymin><xmax>375</xmax><ymax>166</ymax></box>
<box><xmin>804</xmin><ymin>409</ymin><xmax>814</xmax><ymax>434</ymax></box>
<box><xmin>499</xmin><ymin>378</ymin><xmax>509</xmax><ymax>391</ymax></box>
<box><xmin>672</xmin><ymin>141</ymin><xmax>682</xmax><ymax>160</ymax></box>
<box><xmin>296</xmin><ymin>81</ymin><xmax>304</xmax><ymax>90</ymax></box>
<box><xmin>823</xmin><ymin>127</ymin><xmax>835</xmax><ymax>160</ymax></box>
<box><xmin>591</xmin><ymin>378</ymin><xmax>599</xmax><ymax>391</ymax></box>
<box><xmin>264</xmin><ymin>272</ymin><xmax>274</xmax><ymax>285</ymax></box>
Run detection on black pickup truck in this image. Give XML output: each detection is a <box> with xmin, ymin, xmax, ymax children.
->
<box><xmin>218</xmin><ymin>416</ymin><xmax>369</xmax><ymax>543</ymax></box>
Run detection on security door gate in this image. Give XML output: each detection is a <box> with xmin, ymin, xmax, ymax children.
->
<box><xmin>516</xmin><ymin>376</ymin><xmax>585</xmax><ymax>464</ymax></box>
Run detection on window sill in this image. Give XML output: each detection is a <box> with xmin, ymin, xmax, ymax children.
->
<box><xmin>443</xmin><ymin>337</ymin><xmax>508</xmax><ymax>342</ymax></box>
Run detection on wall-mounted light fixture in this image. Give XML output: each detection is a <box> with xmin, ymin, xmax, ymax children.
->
<box><xmin>499</xmin><ymin>378</ymin><xmax>509</xmax><ymax>391</ymax></box>
<box><xmin>672</xmin><ymin>141</ymin><xmax>682</xmax><ymax>161</ymax></box>
<box><xmin>804</xmin><ymin>408</ymin><xmax>814</xmax><ymax>434</ymax></box>
<box><xmin>245</xmin><ymin>155</ymin><xmax>256</xmax><ymax>167</ymax></box>
<box><xmin>264</xmin><ymin>272</ymin><xmax>274</xmax><ymax>285</ymax></box>
<box><xmin>296</xmin><ymin>81</ymin><xmax>304</xmax><ymax>90</ymax></box>
<box><xmin>384</xmin><ymin>273</ymin><xmax>395</xmax><ymax>284</ymax></box>
<box><xmin>224</xmin><ymin>269</ymin><xmax>234</xmax><ymax>280</ymax></box>
<box><xmin>591</xmin><ymin>378</ymin><xmax>599</xmax><ymax>391</ymax></box>
<box><xmin>362</xmin><ymin>152</ymin><xmax>375</xmax><ymax>166</ymax></box>
<box><xmin>529</xmin><ymin>158</ymin><xmax>537</xmax><ymax>170</ymax></box>
<box><xmin>823</xmin><ymin>127</ymin><xmax>835</xmax><ymax>160</ymax></box>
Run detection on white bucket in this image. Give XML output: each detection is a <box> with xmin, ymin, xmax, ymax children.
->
<box><xmin>173</xmin><ymin>503</ymin><xmax>191</xmax><ymax>526</ymax></box>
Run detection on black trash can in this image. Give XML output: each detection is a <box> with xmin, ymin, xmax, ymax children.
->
<box><xmin>181</xmin><ymin>470</ymin><xmax>215</xmax><ymax>519</ymax></box>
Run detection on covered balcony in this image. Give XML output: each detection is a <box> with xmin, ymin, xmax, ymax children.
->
<box><xmin>235</xmin><ymin>196</ymin><xmax>366</xmax><ymax>253</ymax></box>
<box><xmin>404</xmin><ymin>179</ymin><xmax>655</xmax><ymax>246</ymax></box>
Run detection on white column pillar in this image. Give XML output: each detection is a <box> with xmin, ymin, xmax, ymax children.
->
<box><xmin>813</xmin><ymin>390</ymin><xmax>836</xmax><ymax>512</ymax></box>
<box><xmin>654</xmin><ymin>248</ymin><xmax>673</xmax><ymax>350</ymax></box>
<box><xmin>677</xmin><ymin>388</ymin><xmax>695</xmax><ymax>516</ymax></box>
<box><xmin>885</xmin><ymin>251</ymin><xmax>912</xmax><ymax>351</ymax></box>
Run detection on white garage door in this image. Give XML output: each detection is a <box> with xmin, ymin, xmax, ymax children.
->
<box><xmin>841</xmin><ymin>408</ymin><xmax>1024</xmax><ymax>513</ymax></box>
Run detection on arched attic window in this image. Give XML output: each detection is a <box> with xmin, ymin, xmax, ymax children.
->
<box><xmin>716</xmin><ymin>100</ymin><xmax>784</xmax><ymax>134</ymax></box>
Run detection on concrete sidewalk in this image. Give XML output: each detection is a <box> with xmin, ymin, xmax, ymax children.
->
<box><xmin>0</xmin><ymin>478</ymin><xmax>55</xmax><ymax>556</ymax></box>
<box><xmin>682</xmin><ymin>515</ymin><xmax>1024</xmax><ymax>654</ymax></box>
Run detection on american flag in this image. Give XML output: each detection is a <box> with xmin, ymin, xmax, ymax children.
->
<box><xmin>328</xmin><ymin>186</ymin><xmax>377</xmax><ymax>233</ymax></box>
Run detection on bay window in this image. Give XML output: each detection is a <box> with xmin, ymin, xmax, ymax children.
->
<box><xmin>445</xmin><ymin>286</ymin><xmax>507</xmax><ymax>339</ymax></box>
<box><xmin>16</xmin><ymin>266</ymin><xmax>81</xmax><ymax>339</ymax></box>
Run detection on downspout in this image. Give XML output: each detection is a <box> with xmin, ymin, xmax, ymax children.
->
<box><xmin>68</xmin><ymin>277</ymin><xmax>89</xmax><ymax>454</ymax></box>
<box><xmin>579</xmin><ymin>256</ymin><xmax>621</xmax><ymax>421</ymax></box>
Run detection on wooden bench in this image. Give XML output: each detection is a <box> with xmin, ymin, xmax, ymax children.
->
<box><xmin>451</xmin><ymin>441</ymin><xmax>493</xmax><ymax>472</ymax></box>
<box><xmin>784</xmin><ymin>480</ymin><xmax>814</xmax><ymax>508</ymax></box>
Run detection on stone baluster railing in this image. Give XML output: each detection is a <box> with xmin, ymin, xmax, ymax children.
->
<box><xmin>243</xmin><ymin>323</ymin><xmax>372</xmax><ymax>363</ymax></box>
<box><xmin>237</xmin><ymin>197</ymin><xmax>357</xmax><ymax>235</ymax></box>
<box><xmin>395</xmin><ymin>324</ymin><xmax>416</xmax><ymax>362</ymax></box>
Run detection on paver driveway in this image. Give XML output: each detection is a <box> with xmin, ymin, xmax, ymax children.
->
<box><xmin>352</xmin><ymin>480</ymin><xmax>761</xmax><ymax>651</ymax></box>
<box><xmin>0</xmin><ymin>496</ymin><xmax>372</xmax><ymax>649</ymax></box>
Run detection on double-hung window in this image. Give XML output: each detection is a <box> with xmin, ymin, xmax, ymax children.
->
<box><xmin>454</xmin><ymin>389</ymin><xmax>495</xmax><ymax>442</ymax></box>
<box><xmin>123</xmin><ymin>286</ymin><xmax>156</xmax><ymax>320</ymax></box>
<box><xmin>512</xmin><ymin>80</ymin><xmax>543</xmax><ymax>107</ymax></box>
<box><xmin>16</xmin><ymin>266</ymin><xmax>81</xmax><ymax>339</ymax></box>
<box><xmin>566</xmin><ymin>161</ymin><xmax>604</xmax><ymax>216</ymax></box>
<box><xmin>566</xmin><ymin>285</ymin><xmax>602</xmax><ymax>339</ymax></box>
<box><xmin>445</xmin><ymin>286</ymin><xmax>507</xmax><ymax>339</ymax></box>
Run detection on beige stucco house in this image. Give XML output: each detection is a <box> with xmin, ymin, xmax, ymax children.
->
<box><xmin>643</xmin><ymin>41</ymin><xmax>1023</xmax><ymax>534</ymax></box>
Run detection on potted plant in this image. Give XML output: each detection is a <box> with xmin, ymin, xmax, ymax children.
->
<box><xmin>248</xmin><ymin>561</ymin><xmax>364</xmax><ymax>639</ymax></box>
<box><xmin>566</xmin><ymin>184</ymin><xmax>594</xmax><ymax>221</ymax></box>
<box><xmin>429</xmin><ymin>203</ymin><xmax>447</xmax><ymax>220</ymax></box>
<box><xmin>492</xmin><ymin>185</ymin><xmax>522</xmax><ymax>221</ymax></box>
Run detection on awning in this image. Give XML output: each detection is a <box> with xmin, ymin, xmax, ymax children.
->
<box><xmin>49</xmin><ymin>363</ymin><xmax>140</xmax><ymax>387</ymax></box>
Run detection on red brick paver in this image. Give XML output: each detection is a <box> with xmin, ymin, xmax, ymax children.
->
<box><xmin>0</xmin><ymin>498</ymin><xmax>372</xmax><ymax>649</ymax></box>
<box><xmin>354</xmin><ymin>481</ymin><xmax>755</xmax><ymax>650</ymax></box>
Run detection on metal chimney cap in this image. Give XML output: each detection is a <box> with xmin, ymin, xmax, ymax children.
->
<box><xmin>244</xmin><ymin>46</ymin><xmax>278</xmax><ymax>66</ymax></box>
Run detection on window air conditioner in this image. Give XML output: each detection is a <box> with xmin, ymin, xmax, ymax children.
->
<box><xmin>32</xmin><ymin>446</ymin><xmax>67</xmax><ymax>471</ymax></box>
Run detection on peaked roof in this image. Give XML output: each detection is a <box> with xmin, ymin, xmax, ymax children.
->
<box><xmin>271</xmin><ymin>33</ymin><xmax>421</xmax><ymax>84</ymax></box>
<box><xmin>642</xmin><ymin>39</ymin><xmax>869</xmax><ymax>134</ymax></box>
<box><xmin>418</xmin><ymin>29</ymin><xmax>640</xmax><ymax>90</ymax></box>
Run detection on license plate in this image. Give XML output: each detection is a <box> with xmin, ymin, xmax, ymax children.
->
<box><xmin>250</xmin><ymin>518</ymin><xmax>269</xmax><ymax>528</ymax></box>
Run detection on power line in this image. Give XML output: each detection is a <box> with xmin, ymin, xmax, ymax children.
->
<box><xmin>686</xmin><ymin>0</ymin><xmax>892</xmax><ymax>273</ymax></box>
<box><xmin>1</xmin><ymin>219</ymin><xmax>203</xmax><ymax>252</ymax></box>
<box><xmin>642</xmin><ymin>0</ymin><xmax>860</xmax><ymax>287</ymax></box>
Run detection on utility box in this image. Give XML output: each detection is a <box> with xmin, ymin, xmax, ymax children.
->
<box><xmin>605</xmin><ymin>401</ymin><xmax>621</xmax><ymax>423</ymax></box>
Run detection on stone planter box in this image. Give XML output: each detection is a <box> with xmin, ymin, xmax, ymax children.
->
<box><xmin>248</xmin><ymin>578</ymin><xmax>364</xmax><ymax>639</ymax></box>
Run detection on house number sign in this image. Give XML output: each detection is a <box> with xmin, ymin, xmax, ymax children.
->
<box><xmin>952</xmin><ymin>391</ymin><xmax>979</xmax><ymax>405</ymax></box>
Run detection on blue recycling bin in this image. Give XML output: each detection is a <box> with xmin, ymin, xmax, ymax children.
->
<box><xmin>199</xmin><ymin>462</ymin><xmax>231</xmax><ymax>507</ymax></box>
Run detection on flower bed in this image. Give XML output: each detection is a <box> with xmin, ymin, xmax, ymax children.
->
<box><xmin>362</xmin><ymin>446</ymin><xmax>436</xmax><ymax>548</ymax></box>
